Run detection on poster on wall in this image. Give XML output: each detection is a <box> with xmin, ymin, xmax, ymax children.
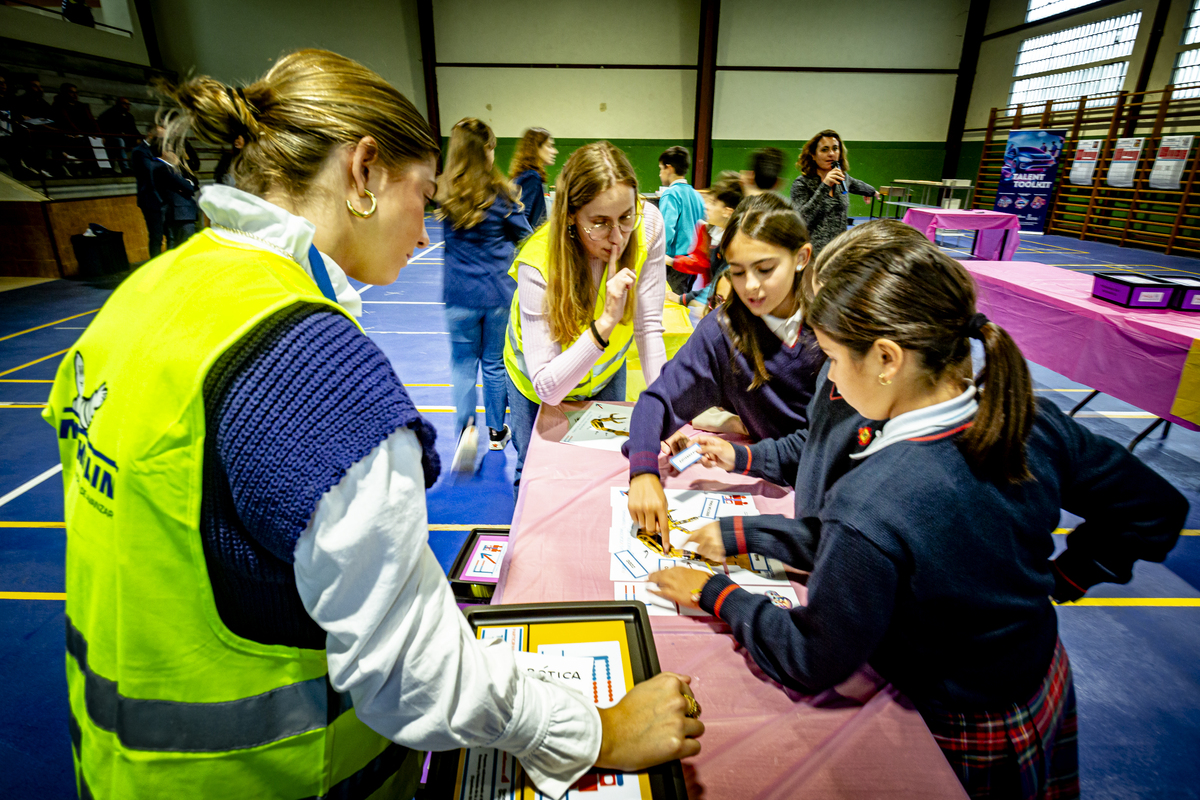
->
<box><xmin>1069</xmin><ymin>140</ymin><xmax>1103</xmax><ymax>186</ymax></box>
<box><xmin>1107</xmin><ymin>137</ymin><xmax>1144</xmax><ymax>187</ymax></box>
<box><xmin>1149</xmin><ymin>135</ymin><xmax>1194</xmax><ymax>190</ymax></box>
<box><xmin>994</xmin><ymin>129</ymin><xmax>1066</xmax><ymax>233</ymax></box>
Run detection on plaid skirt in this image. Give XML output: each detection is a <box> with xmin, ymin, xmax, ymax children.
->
<box><xmin>923</xmin><ymin>638</ymin><xmax>1079</xmax><ymax>800</ymax></box>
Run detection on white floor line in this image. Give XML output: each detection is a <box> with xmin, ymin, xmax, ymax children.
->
<box><xmin>362</xmin><ymin>301</ymin><xmax>445</xmax><ymax>305</ymax></box>
<box><xmin>364</xmin><ymin>331</ymin><xmax>449</xmax><ymax>334</ymax></box>
<box><xmin>0</xmin><ymin>464</ymin><xmax>63</xmax><ymax>509</ymax></box>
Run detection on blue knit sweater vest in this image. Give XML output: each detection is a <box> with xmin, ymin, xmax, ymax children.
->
<box><xmin>201</xmin><ymin>304</ymin><xmax>440</xmax><ymax>647</ymax></box>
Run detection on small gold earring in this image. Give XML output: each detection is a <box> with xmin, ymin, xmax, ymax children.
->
<box><xmin>878</xmin><ymin>373</ymin><xmax>892</xmax><ymax>386</ymax></box>
<box><xmin>347</xmin><ymin>189</ymin><xmax>376</xmax><ymax>218</ymax></box>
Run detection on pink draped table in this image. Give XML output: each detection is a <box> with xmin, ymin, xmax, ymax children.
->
<box><xmin>494</xmin><ymin>403</ymin><xmax>968</xmax><ymax>799</ymax></box>
<box><xmin>903</xmin><ymin>208</ymin><xmax>1021</xmax><ymax>261</ymax></box>
<box><xmin>964</xmin><ymin>260</ymin><xmax>1200</xmax><ymax>430</ymax></box>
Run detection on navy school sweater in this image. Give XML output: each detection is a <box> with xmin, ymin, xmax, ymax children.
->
<box><xmin>623</xmin><ymin>310</ymin><xmax>826</xmax><ymax>477</ymax></box>
<box><xmin>201</xmin><ymin>304</ymin><xmax>440</xmax><ymax>647</ymax></box>
<box><xmin>513</xmin><ymin>169</ymin><xmax>547</xmax><ymax>229</ymax></box>
<box><xmin>703</xmin><ymin>397</ymin><xmax>1186</xmax><ymax>711</ymax></box>
<box><xmin>441</xmin><ymin>193</ymin><xmax>532</xmax><ymax>309</ymax></box>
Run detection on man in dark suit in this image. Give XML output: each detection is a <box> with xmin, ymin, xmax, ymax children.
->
<box><xmin>132</xmin><ymin>125</ymin><xmax>165</xmax><ymax>259</ymax></box>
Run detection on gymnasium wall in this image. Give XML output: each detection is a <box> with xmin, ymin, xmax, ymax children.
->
<box><xmin>0</xmin><ymin>0</ymin><xmax>150</xmax><ymax>66</ymax></box>
<box><xmin>437</xmin><ymin>0</ymin><xmax>969</xmax><ymax>216</ymax></box>
<box><xmin>958</xmin><ymin>0</ymin><xmax>1198</xmax><ymax>180</ymax></box>
<box><xmin>144</xmin><ymin>0</ymin><xmax>428</xmax><ymax>118</ymax></box>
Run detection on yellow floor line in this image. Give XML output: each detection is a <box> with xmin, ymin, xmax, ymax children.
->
<box><xmin>0</xmin><ymin>591</ymin><xmax>66</xmax><ymax>600</ymax></box>
<box><xmin>1055</xmin><ymin>598</ymin><xmax>1200</xmax><ymax>607</ymax></box>
<box><xmin>429</xmin><ymin>523</ymin><xmax>503</xmax><ymax>530</ymax></box>
<box><xmin>0</xmin><ymin>403</ymin><xmax>47</xmax><ymax>409</ymax></box>
<box><xmin>0</xmin><ymin>379</ymin><xmax>53</xmax><ymax>383</ymax></box>
<box><xmin>0</xmin><ymin>309</ymin><xmax>98</xmax><ymax>343</ymax></box>
<box><xmin>0</xmin><ymin>348</ymin><xmax>69</xmax><ymax>377</ymax></box>
<box><xmin>0</xmin><ymin>521</ymin><xmax>65</xmax><ymax>528</ymax></box>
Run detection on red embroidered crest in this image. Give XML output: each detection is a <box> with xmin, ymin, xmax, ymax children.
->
<box><xmin>857</xmin><ymin>426</ymin><xmax>873</xmax><ymax>446</ymax></box>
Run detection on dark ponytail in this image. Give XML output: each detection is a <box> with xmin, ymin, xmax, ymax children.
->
<box><xmin>718</xmin><ymin>193</ymin><xmax>811</xmax><ymax>389</ymax></box>
<box><xmin>807</xmin><ymin>224</ymin><xmax>1035</xmax><ymax>483</ymax></box>
<box><xmin>963</xmin><ymin>321</ymin><xmax>1034</xmax><ymax>482</ymax></box>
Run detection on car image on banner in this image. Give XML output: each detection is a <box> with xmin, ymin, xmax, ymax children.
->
<box><xmin>994</xmin><ymin>129</ymin><xmax>1066</xmax><ymax>233</ymax></box>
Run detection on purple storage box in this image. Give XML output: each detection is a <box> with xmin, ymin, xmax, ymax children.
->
<box><xmin>1152</xmin><ymin>273</ymin><xmax>1200</xmax><ymax>312</ymax></box>
<box><xmin>1090</xmin><ymin>273</ymin><xmax>1175</xmax><ymax>309</ymax></box>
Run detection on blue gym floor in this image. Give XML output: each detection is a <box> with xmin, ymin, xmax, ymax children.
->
<box><xmin>2</xmin><ymin>223</ymin><xmax>1198</xmax><ymax>799</ymax></box>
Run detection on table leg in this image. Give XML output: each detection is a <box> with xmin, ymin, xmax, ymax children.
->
<box><xmin>1068</xmin><ymin>390</ymin><xmax>1100</xmax><ymax>417</ymax></box>
<box><xmin>1128</xmin><ymin>418</ymin><xmax>1168</xmax><ymax>453</ymax></box>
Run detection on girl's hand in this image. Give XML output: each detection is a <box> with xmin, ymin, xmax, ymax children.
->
<box><xmin>629</xmin><ymin>473</ymin><xmax>669</xmax><ymax>535</ymax></box>
<box><xmin>663</xmin><ymin>429</ymin><xmax>692</xmax><ymax>455</ymax></box>
<box><xmin>648</xmin><ymin>566</ymin><xmax>712</xmax><ymax>609</ymax></box>
<box><xmin>595</xmin><ymin>672</ymin><xmax>703</xmax><ymax>771</ymax></box>
<box><xmin>597</xmin><ymin>248</ymin><xmax>636</xmax><ymax>338</ymax></box>
<box><xmin>692</xmin><ymin>435</ymin><xmax>736</xmax><ymax>471</ymax></box>
<box><xmin>684</xmin><ymin>521</ymin><xmax>726</xmax><ymax>562</ymax></box>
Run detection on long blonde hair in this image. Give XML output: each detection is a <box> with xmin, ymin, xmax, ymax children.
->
<box><xmin>509</xmin><ymin>127</ymin><xmax>551</xmax><ymax>181</ymax></box>
<box><xmin>437</xmin><ymin>118</ymin><xmax>521</xmax><ymax>230</ymax></box>
<box><xmin>159</xmin><ymin>49</ymin><xmax>439</xmax><ymax>197</ymax></box>
<box><xmin>545</xmin><ymin>141</ymin><xmax>640</xmax><ymax>346</ymax></box>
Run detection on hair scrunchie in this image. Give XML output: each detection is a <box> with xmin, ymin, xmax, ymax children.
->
<box><xmin>965</xmin><ymin>312</ymin><xmax>990</xmax><ymax>340</ymax></box>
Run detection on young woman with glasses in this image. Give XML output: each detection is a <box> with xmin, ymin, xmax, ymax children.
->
<box><xmin>503</xmin><ymin>141</ymin><xmax>667</xmax><ymax>489</ymax></box>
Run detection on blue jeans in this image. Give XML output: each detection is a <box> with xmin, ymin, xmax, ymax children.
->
<box><xmin>445</xmin><ymin>305</ymin><xmax>509</xmax><ymax>435</ymax></box>
<box><xmin>507</xmin><ymin>365</ymin><xmax>626</xmax><ymax>490</ymax></box>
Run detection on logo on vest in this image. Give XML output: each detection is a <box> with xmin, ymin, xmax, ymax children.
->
<box><xmin>59</xmin><ymin>352</ymin><xmax>118</xmax><ymax>505</ymax></box>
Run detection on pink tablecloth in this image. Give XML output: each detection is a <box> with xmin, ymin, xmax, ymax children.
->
<box><xmin>965</xmin><ymin>260</ymin><xmax>1200</xmax><ymax>430</ymax></box>
<box><xmin>903</xmin><ymin>208</ymin><xmax>1021</xmax><ymax>261</ymax></box>
<box><xmin>496</xmin><ymin>403</ymin><xmax>968</xmax><ymax>799</ymax></box>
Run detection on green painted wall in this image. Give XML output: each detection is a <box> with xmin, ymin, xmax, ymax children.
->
<box><xmin>480</xmin><ymin>138</ymin><xmax>949</xmax><ymax>218</ymax></box>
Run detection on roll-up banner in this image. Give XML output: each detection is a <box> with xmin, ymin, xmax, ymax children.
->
<box><xmin>1069</xmin><ymin>140</ymin><xmax>1102</xmax><ymax>186</ymax></box>
<box><xmin>1149</xmin><ymin>135</ymin><xmax>1194</xmax><ymax>190</ymax></box>
<box><xmin>1107</xmin><ymin>137</ymin><xmax>1144</xmax><ymax>187</ymax></box>
<box><xmin>995</xmin><ymin>129</ymin><xmax>1066</xmax><ymax>233</ymax></box>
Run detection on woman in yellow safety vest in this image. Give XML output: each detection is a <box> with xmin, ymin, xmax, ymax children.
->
<box><xmin>44</xmin><ymin>49</ymin><xmax>701</xmax><ymax>800</ymax></box>
<box><xmin>503</xmin><ymin>142</ymin><xmax>668</xmax><ymax>488</ymax></box>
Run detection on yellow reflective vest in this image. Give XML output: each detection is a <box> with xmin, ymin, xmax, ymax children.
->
<box><xmin>43</xmin><ymin>231</ymin><xmax>422</xmax><ymax>799</ymax></box>
<box><xmin>503</xmin><ymin>217</ymin><xmax>649</xmax><ymax>403</ymax></box>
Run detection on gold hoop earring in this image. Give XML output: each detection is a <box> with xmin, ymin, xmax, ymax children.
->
<box><xmin>878</xmin><ymin>373</ymin><xmax>892</xmax><ymax>386</ymax></box>
<box><xmin>347</xmin><ymin>189</ymin><xmax>376</xmax><ymax>219</ymax></box>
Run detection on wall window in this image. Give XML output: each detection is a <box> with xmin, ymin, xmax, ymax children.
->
<box><xmin>1008</xmin><ymin>12</ymin><xmax>1141</xmax><ymax>113</ymax></box>
<box><xmin>1027</xmin><ymin>0</ymin><xmax>1107</xmax><ymax>23</ymax></box>
<box><xmin>1173</xmin><ymin>0</ymin><xmax>1200</xmax><ymax>96</ymax></box>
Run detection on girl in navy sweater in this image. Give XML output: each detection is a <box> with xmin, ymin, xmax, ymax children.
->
<box><xmin>437</xmin><ymin>118</ymin><xmax>532</xmax><ymax>469</ymax></box>
<box><xmin>509</xmin><ymin>127</ymin><xmax>557</xmax><ymax>228</ymax></box>
<box><xmin>650</xmin><ymin>229</ymin><xmax>1186</xmax><ymax>799</ymax></box>
<box><xmin>626</xmin><ymin>193</ymin><xmax>825</xmax><ymax>534</ymax></box>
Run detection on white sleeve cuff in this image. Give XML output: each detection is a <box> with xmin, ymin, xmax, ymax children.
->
<box><xmin>505</xmin><ymin>675</ymin><xmax>603</xmax><ymax>799</ymax></box>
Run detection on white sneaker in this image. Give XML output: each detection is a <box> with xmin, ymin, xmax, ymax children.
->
<box><xmin>451</xmin><ymin>425</ymin><xmax>478</xmax><ymax>472</ymax></box>
<box><xmin>489</xmin><ymin>425</ymin><xmax>512</xmax><ymax>451</ymax></box>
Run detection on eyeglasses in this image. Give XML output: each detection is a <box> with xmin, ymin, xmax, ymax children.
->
<box><xmin>578</xmin><ymin>213</ymin><xmax>641</xmax><ymax>241</ymax></box>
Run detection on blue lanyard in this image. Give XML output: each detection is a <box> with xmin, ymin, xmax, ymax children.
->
<box><xmin>307</xmin><ymin>243</ymin><xmax>339</xmax><ymax>304</ymax></box>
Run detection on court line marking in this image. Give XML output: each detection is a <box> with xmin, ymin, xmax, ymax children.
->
<box><xmin>417</xmin><ymin>406</ymin><xmax>490</xmax><ymax>412</ymax></box>
<box><xmin>0</xmin><ymin>379</ymin><xmax>53</xmax><ymax>383</ymax></box>
<box><xmin>0</xmin><ymin>348</ymin><xmax>69</xmax><ymax>377</ymax></box>
<box><xmin>0</xmin><ymin>592</ymin><xmax>66</xmax><ymax>601</ymax></box>
<box><xmin>363</xmin><ymin>301</ymin><xmax>446</xmax><ymax>305</ymax></box>
<box><xmin>0</xmin><ymin>309</ymin><xmax>99</xmax><ymax>342</ymax></box>
<box><xmin>365</xmin><ymin>331</ymin><xmax>449</xmax><ymax>335</ymax></box>
<box><xmin>0</xmin><ymin>464</ymin><xmax>63</xmax><ymax>509</ymax></box>
<box><xmin>1076</xmin><ymin>411</ymin><xmax>1157</xmax><ymax>419</ymax></box>
<box><xmin>0</xmin><ymin>403</ymin><xmax>46</xmax><ymax>409</ymax></box>
<box><xmin>0</xmin><ymin>521</ymin><xmax>64</xmax><ymax>528</ymax></box>
<box><xmin>1055</xmin><ymin>598</ymin><xmax>1200</xmax><ymax>607</ymax></box>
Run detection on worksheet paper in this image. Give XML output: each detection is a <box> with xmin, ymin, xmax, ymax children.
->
<box><xmin>1068</xmin><ymin>139</ymin><xmax>1102</xmax><ymax>186</ymax></box>
<box><xmin>1107</xmin><ymin>137</ymin><xmax>1144</xmax><ymax>188</ymax></box>
<box><xmin>1149</xmin><ymin>135</ymin><xmax>1194</xmax><ymax>190</ymax></box>
<box><xmin>560</xmin><ymin>402</ymin><xmax>632</xmax><ymax>451</ymax></box>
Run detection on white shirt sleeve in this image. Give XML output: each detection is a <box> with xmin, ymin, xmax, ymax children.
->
<box><xmin>634</xmin><ymin>202</ymin><xmax>668</xmax><ymax>385</ymax></box>
<box><xmin>292</xmin><ymin>427</ymin><xmax>601</xmax><ymax>799</ymax></box>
